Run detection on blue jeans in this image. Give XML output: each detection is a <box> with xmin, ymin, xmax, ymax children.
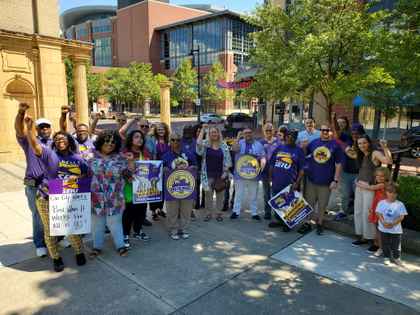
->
<box><xmin>92</xmin><ymin>213</ymin><xmax>124</xmax><ymax>250</ymax></box>
<box><xmin>24</xmin><ymin>185</ymin><xmax>45</xmax><ymax>248</ymax></box>
<box><xmin>340</xmin><ymin>172</ymin><xmax>358</xmax><ymax>214</ymax></box>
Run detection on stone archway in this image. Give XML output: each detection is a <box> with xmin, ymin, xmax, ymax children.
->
<box><xmin>0</xmin><ymin>77</ymin><xmax>36</xmax><ymax>156</ymax></box>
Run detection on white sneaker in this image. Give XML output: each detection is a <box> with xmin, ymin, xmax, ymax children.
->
<box><xmin>36</xmin><ymin>247</ymin><xmax>47</xmax><ymax>257</ymax></box>
<box><xmin>384</xmin><ymin>258</ymin><xmax>392</xmax><ymax>266</ymax></box>
<box><xmin>373</xmin><ymin>249</ymin><xmax>383</xmax><ymax>257</ymax></box>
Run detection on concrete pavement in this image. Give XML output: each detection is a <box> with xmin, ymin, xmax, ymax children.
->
<box><xmin>0</xmin><ymin>162</ymin><xmax>419</xmax><ymax>315</ymax></box>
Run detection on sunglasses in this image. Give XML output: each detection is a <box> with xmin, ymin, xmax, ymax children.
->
<box><xmin>170</xmin><ymin>139</ymin><xmax>181</xmax><ymax>142</ymax></box>
<box><xmin>54</xmin><ymin>136</ymin><xmax>66</xmax><ymax>142</ymax></box>
<box><xmin>104</xmin><ymin>135</ymin><xmax>116</xmax><ymax>145</ymax></box>
<box><xmin>321</xmin><ymin>129</ymin><xmax>330</xmax><ymax>132</ymax></box>
<box><xmin>140</xmin><ymin>125</ymin><xmax>149</xmax><ymax>128</ymax></box>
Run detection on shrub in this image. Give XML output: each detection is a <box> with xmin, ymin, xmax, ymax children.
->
<box><xmin>398</xmin><ymin>176</ymin><xmax>420</xmax><ymax>231</ymax></box>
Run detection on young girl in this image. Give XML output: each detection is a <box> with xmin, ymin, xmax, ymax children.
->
<box><xmin>375</xmin><ymin>183</ymin><xmax>407</xmax><ymax>266</ymax></box>
<box><xmin>356</xmin><ymin>167</ymin><xmax>391</xmax><ymax>255</ymax></box>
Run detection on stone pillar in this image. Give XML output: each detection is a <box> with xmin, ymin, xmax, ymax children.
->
<box><xmin>159</xmin><ymin>80</ymin><xmax>172</xmax><ymax>129</ymax></box>
<box><xmin>73</xmin><ymin>58</ymin><xmax>90</xmax><ymax>125</ymax></box>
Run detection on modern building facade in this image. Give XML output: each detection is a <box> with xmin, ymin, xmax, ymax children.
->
<box><xmin>0</xmin><ymin>0</ymin><xmax>92</xmax><ymax>162</ymax></box>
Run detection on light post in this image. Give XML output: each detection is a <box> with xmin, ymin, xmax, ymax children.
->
<box><xmin>190</xmin><ymin>47</ymin><xmax>201</xmax><ymax>123</ymax></box>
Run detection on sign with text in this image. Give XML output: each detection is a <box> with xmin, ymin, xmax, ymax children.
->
<box><xmin>132</xmin><ymin>160</ymin><xmax>163</xmax><ymax>204</ymax></box>
<box><xmin>48</xmin><ymin>178</ymin><xmax>91</xmax><ymax>236</ymax></box>
<box><xmin>164</xmin><ymin>168</ymin><xmax>197</xmax><ymax>201</ymax></box>
<box><xmin>268</xmin><ymin>185</ymin><xmax>313</xmax><ymax>229</ymax></box>
<box><xmin>235</xmin><ymin>154</ymin><xmax>261</xmax><ymax>180</ymax></box>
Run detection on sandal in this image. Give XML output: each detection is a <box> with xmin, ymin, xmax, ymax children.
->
<box><xmin>216</xmin><ymin>215</ymin><xmax>223</xmax><ymax>222</ymax></box>
<box><xmin>118</xmin><ymin>247</ymin><xmax>129</xmax><ymax>257</ymax></box>
<box><xmin>204</xmin><ymin>214</ymin><xmax>212</xmax><ymax>222</ymax></box>
<box><xmin>89</xmin><ymin>248</ymin><xmax>101</xmax><ymax>259</ymax></box>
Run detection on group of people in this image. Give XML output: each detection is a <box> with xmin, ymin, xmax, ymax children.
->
<box><xmin>15</xmin><ymin>103</ymin><xmax>408</xmax><ymax>272</ymax></box>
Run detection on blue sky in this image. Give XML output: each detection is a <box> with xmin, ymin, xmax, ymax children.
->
<box><xmin>59</xmin><ymin>0</ymin><xmax>263</xmax><ymax>13</ymax></box>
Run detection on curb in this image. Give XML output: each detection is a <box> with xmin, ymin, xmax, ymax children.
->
<box><xmin>323</xmin><ymin>216</ymin><xmax>420</xmax><ymax>256</ymax></box>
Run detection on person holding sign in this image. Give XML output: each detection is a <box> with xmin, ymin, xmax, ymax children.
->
<box><xmin>89</xmin><ymin>130</ymin><xmax>131</xmax><ymax>258</ymax></box>
<box><xmin>231</xmin><ymin>128</ymin><xmax>266</xmax><ymax>220</ymax></box>
<box><xmin>24</xmin><ymin>116</ymin><xmax>88</xmax><ymax>272</ymax></box>
<box><xmin>122</xmin><ymin>130</ymin><xmax>152</xmax><ymax>248</ymax></box>
<box><xmin>298</xmin><ymin>124</ymin><xmax>343</xmax><ymax>235</ymax></box>
<box><xmin>162</xmin><ymin>133</ymin><xmax>197</xmax><ymax>240</ymax></box>
<box><xmin>268</xmin><ymin>130</ymin><xmax>305</xmax><ymax>230</ymax></box>
<box><xmin>197</xmin><ymin>125</ymin><xmax>232</xmax><ymax>222</ymax></box>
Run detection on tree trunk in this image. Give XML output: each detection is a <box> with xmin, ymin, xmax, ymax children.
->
<box><xmin>372</xmin><ymin>108</ymin><xmax>382</xmax><ymax>140</ymax></box>
<box><xmin>353</xmin><ymin>107</ymin><xmax>360</xmax><ymax>123</ymax></box>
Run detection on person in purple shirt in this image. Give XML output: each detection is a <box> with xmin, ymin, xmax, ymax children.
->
<box><xmin>259</xmin><ymin>122</ymin><xmax>280</xmax><ymax>220</ymax></box>
<box><xmin>60</xmin><ymin>106</ymin><xmax>95</xmax><ymax>160</ymax></box>
<box><xmin>268</xmin><ymin>130</ymin><xmax>305</xmax><ymax>230</ymax></box>
<box><xmin>24</xmin><ymin>115</ymin><xmax>88</xmax><ymax>272</ymax></box>
<box><xmin>298</xmin><ymin>124</ymin><xmax>343</xmax><ymax>235</ymax></box>
<box><xmin>162</xmin><ymin>132</ymin><xmax>197</xmax><ymax>240</ymax></box>
<box><xmin>15</xmin><ymin>103</ymin><xmax>51</xmax><ymax>258</ymax></box>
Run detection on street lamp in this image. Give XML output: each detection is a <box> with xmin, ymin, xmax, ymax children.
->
<box><xmin>190</xmin><ymin>47</ymin><xmax>201</xmax><ymax>123</ymax></box>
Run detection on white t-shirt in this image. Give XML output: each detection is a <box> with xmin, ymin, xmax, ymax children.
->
<box><xmin>376</xmin><ymin>200</ymin><xmax>407</xmax><ymax>234</ymax></box>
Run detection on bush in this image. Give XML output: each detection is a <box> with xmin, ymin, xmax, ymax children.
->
<box><xmin>398</xmin><ymin>176</ymin><xmax>420</xmax><ymax>231</ymax></box>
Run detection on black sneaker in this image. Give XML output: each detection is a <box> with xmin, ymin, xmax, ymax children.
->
<box><xmin>367</xmin><ymin>244</ymin><xmax>379</xmax><ymax>252</ymax></box>
<box><xmin>123</xmin><ymin>235</ymin><xmax>131</xmax><ymax>248</ymax></box>
<box><xmin>352</xmin><ymin>239</ymin><xmax>369</xmax><ymax>246</ymax></box>
<box><xmin>230</xmin><ymin>213</ymin><xmax>239</xmax><ymax>219</ymax></box>
<box><xmin>316</xmin><ymin>224</ymin><xmax>324</xmax><ymax>235</ymax></box>
<box><xmin>282</xmin><ymin>225</ymin><xmax>291</xmax><ymax>232</ymax></box>
<box><xmin>143</xmin><ymin>219</ymin><xmax>152</xmax><ymax>227</ymax></box>
<box><xmin>152</xmin><ymin>213</ymin><xmax>159</xmax><ymax>221</ymax></box>
<box><xmin>158</xmin><ymin>210</ymin><xmax>167</xmax><ymax>218</ymax></box>
<box><xmin>252</xmin><ymin>215</ymin><xmax>261</xmax><ymax>221</ymax></box>
<box><xmin>134</xmin><ymin>232</ymin><xmax>151</xmax><ymax>241</ymax></box>
<box><xmin>268</xmin><ymin>221</ymin><xmax>282</xmax><ymax>228</ymax></box>
<box><xmin>264</xmin><ymin>213</ymin><xmax>272</xmax><ymax>220</ymax></box>
<box><xmin>297</xmin><ymin>223</ymin><xmax>312</xmax><ymax>234</ymax></box>
<box><xmin>76</xmin><ymin>253</ymin><xmax>86</xmax><ymax>266</ymax></box>
<box><xmin>53</xmin><ymin>257</ymin><xmax>64</xmax><ymax>272</ymax></box>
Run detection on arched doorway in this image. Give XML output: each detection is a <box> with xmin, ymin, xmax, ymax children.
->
<box><xmin>1</xmin><ymin>78</ymin><xmax>36</xmax><ymax>154</ymax></box>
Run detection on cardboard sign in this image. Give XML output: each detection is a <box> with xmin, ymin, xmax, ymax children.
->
<box><xmin>48</xmin><ymin>178</ymin><xmax>91</xmax><ymax>236</ymax></box>
<box><xmin>164</xmin><ymin>168</ymin><xmax>197</xmax><ymax>201</ymax></box>
<box><xmin>132</xmin><ymin>160</ymin><xmax>163</xmax><ymax>204</ymax></box>
<box><xmin>235</xmin><ymin>154</ymin><xmax>261</xmax><ymax>180</ymax></box>
<box><xmin>269</xmin><ymin>185</ymin><xmax>313</xmax><ymax>229</ymax></box>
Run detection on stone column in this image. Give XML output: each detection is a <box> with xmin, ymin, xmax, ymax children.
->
<box><xmin>159</xmin><ymin>80</ymin><xmax>173</xmax><ymax>129</ymax></box>
<box><xmin>73</xmin><ymin>58</ymin><xmax>90</xmax><ymax>125</ymax></box>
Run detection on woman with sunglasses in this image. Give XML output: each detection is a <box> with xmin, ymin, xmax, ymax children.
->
<box><xmin>122</xmin><ymin>130</ymin><xmax>152</xmax><ymax>248</ymax></box>
<box><xmin>150</xmin><ymin>122</ymin><xmax>171</xmax><ymax>220</ymax></box>
<box><xmin>88</xmin><ymin>130</ymin><xmax>133</xmax><ymax>258</ymax></box>
<box><xmin>24</xmin><ymin>116</ymin><xmax>88</xmax><ymax>272</ymax></box>
<box><xmin>197</xmin><ymin>125</ymin><xmax>232</xmax><ymax>222</ymax></box>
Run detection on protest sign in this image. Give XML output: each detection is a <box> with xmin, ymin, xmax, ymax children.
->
<box><xmin>164</xmin><ymin>168</ymin><xmax>196</xmax><ymax>201</ymax></box>
<box><xmin>235</xmin><ymin>154</ymin><xmax>260</xmax><ymax>180</ymax></box>
<box><xmin>268</xmin><ymin>185</ymin><xmax>313</xmax><ymax>229</ymax></box>
<box><xmin>132</xmin><ymin>160</ymin><xmax>163</xmax><ymax>204</ymax></box>
<box><xmin>48</xmin><ymin>178</ymin><xmax>91</xmax><ymax>236</ymax></box>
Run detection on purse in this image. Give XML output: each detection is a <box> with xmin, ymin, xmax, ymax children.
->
<box><xmin>212</xmin><ymin>177</ymin><xmax>227</xmax><ymax>192</ymax></box>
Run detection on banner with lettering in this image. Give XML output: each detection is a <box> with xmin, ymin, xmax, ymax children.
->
<box><xmin>164</xmin><ymin>168</ymin><xmax>197</xmax><ymax>201</ymax></box>
<box><xmin>268</xmin><ymin>185</ymin><xmax>313</xmax><ymax>229</ymax></box>
<box><xmin>48</xmin><ymin>178</ymin><xmax>91</xmax><ymax>236</ymax></box>
<box><xmin>132</xmin><ymin>160</ymin><xmax>163</xmax><ymax>204</ymax></box>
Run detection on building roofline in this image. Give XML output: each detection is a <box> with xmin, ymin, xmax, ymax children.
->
<box><xmin>60</xmin><ymin>5</ymin><xmax>117</xmax><ymax>30</ymax></box>
<box><xmin>155</xmin><ymin>10</ymin><xmax>244</xmax><ymax>31</ymax></box>
<box><xmin>117</xmin><ymin>0</ymin><xmax>210</xmax><ymax>14</ymax></box>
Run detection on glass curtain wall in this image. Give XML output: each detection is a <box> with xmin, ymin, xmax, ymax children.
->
<box><xmin>75</xmin><ymin>24</ymin><xmax>88</xmax><ymax>39</ymax></box>
<box><xmin>92</xmin><ymin>18</ymin><xmax>112</xmax><ymax>33</ymax></box>
<box><xmin>227</xmin><ymin>18</ymin><xmax>255</xmax><ymax>66</ymax></box>
<box><xmin>94</xmin><ymin>37</ymin><xmax>112</xmax><ymax>66</ymax></box>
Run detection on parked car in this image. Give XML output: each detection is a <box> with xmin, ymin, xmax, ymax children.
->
<box><xmin>224</xmin><ymin>112</ymin><xmax>254</xmax><ymax>129</ymax></box>
<box><xmin>401</xmin><ymin>126</ymin><xmax>420</xmax><ymax>158</ymax></box>
<box><xmin>200</xmin><ymin>113</ymin><xmax>224</xmax><ymax>124</ymax></box>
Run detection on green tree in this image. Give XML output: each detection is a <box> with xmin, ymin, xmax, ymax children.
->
<box><xmin>202</xmin><ymin>62</ymin><xmax>233</xmax><ymax>112</ymax></box>
<box><xmin>171</xmin><ymin>59</ymin><xmax>197</xmax><ymax>111</ymax></box>
<box><xmin>127</xmin><ymin>62</ymin><xmax>156</xmax><ymax>113</ymax></box>
<box><xmin>64</xmin><ymin>58</ymin><xmax>74</xmax><ymax>105</ymax></box>
<box><xmin>248</xmin><ymin>0</ymin><xmax>385</xmax><ymax>121</ymax></box>
<box><xmin>105</xmin><ymin>67</ymin><xmax>131</xmax><ymax>109</ymax></box>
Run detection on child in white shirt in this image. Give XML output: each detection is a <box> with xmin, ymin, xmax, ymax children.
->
<box><xmin>375</xmin><ymin>183</ymin><xmax>407</xmax><ymax>266</ymax></box>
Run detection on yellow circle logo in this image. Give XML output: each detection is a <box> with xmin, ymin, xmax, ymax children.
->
<box><xmin>313</xmin><ymin>146</ymin><xmax>331</xmax><ymax>164</ymax></box>
<box><xmin>236</xmin><ymin>155</ymin><xmax>260</xmax><ymax>179</ymax></box>
<box><xmin>166</xmin><ymin>170</ymin><xmax>195</xmax><ymax>199</ymax></box>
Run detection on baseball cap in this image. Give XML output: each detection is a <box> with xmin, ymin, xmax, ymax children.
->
<box><xmin>35</xmin><ymin>118</ymin><xmax>52</xmax><ymax>127</ymax></box>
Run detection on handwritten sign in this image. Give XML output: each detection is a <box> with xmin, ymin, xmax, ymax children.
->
<box><xmin>164</xmin><ymin>168</ymin><xmax>197</xmax><ymax>201</ymax></box>
<box><xmin>235</xmin><ymin>154</ymin><xmax>260</xmax><ymax>180</ymax></box>
<box><xmin>133</xmin><ymin>160</ymin><xmax>163</xmax><ymax>204</ymax></box>
<box><xmin>48</xmin><ymin>178</ymin><xmax>91</xmax><ymax>236</ymax></box>
<box><xmin>268</xmin><ymin>185</ymin><xmax>313</xmax><ymax>229</ymax></box>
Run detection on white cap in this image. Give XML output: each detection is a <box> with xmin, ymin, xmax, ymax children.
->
<box><xmin>35</xmin><ymin>118</ymin><xmax>52</xmax><ymax>127</ymax></box>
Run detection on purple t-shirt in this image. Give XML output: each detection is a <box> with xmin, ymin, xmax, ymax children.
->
<box><xmin>206</xmin><ymin>147</ymin><xmax>223</xmax><ymax>178</ymax></box>
<box><xmin>259</xmin><ymin>137</ymin><xmax>280</xmax><ymax>178</ymax></box>
<box><xmin>39</xmin><ymin>147</ymin><xmax>89</xmax><ymax>196</ymax></box>
<box><xmin>76</xmin><ymin>137</ymin><xmax>95</xmax><ymax>160</ymax></box>
<box><xmin>156</xmin><ymin>141</ymin><xmax>170</xmax><ymax>160</ymax></box>
<box><xmin>270</xmin><ymin>145</ymin><xmax>305</xmax><ymax>194</ymax></box>
<box><xmin>162</xmin><ymin>149</ymin><xmax>197</xmax><ymax>170</ymax></box>
<box><xmin>306</xmin><ymin>139</ymin><xmax>343</xmax><ymax>186</ymax></box>
<box><xmin>17</xmin><ymin>136</ymin><xmax>52</xmax><ymax>181</ymax></box>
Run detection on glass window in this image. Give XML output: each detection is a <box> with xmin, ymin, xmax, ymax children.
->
<box><xmin>65</xmin><ymin>28</ymin><xmax>74</xmax><ymax>39</ymax></box>
<box><xmin>92</xmin><ymin>18</ymin><xmax>111</xmax><ymax>34</ymax></box>
<box><xmin>75</xmin><ymin>24</ymin><xmax>88</xmax><ymax>39</ymax></box>
<box><xmin>94</xmin><ymin>37</ymin><xmax>112</xmax><ymax>66</ymax></box>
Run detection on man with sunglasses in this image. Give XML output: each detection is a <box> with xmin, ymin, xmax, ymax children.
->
<box><xmin>15</xmin><ymin>103</ymin><xmax>52</xmax><ymax>258</ymax></box>
<box><xmin>298</xmin><ymin>124</ymin><xmax>343</xmax><ymax>235</ymax></box>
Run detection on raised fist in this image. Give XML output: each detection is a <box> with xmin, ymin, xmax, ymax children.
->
<box><xmin>19</xmin><ymin>103</ymin><xmax>29</xmax><ymax>113</ymax></box>
<box><xmin>61</xmin><ymin>105</ymin><xmax>71</xmax><ymax>115</ymax></box>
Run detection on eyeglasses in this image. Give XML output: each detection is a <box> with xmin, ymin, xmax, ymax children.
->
<box><xmin>140</xmin><ymin>125</ymin><xmax>149</xmax><ymax>128</ymax></box>
<box><xmin>321</xmin><ymin>129</ymin><xmax>330</xmax><ymax>132</ymax></box>
<box><xmin>54</xmin><ymin>137</ymin><xmax>66</xmax><ymax>142</ymax></box>
<box><xmin>170</xmin><ymin>139</ymin><xmax>181</xmax><ymax>142</ymax></box>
